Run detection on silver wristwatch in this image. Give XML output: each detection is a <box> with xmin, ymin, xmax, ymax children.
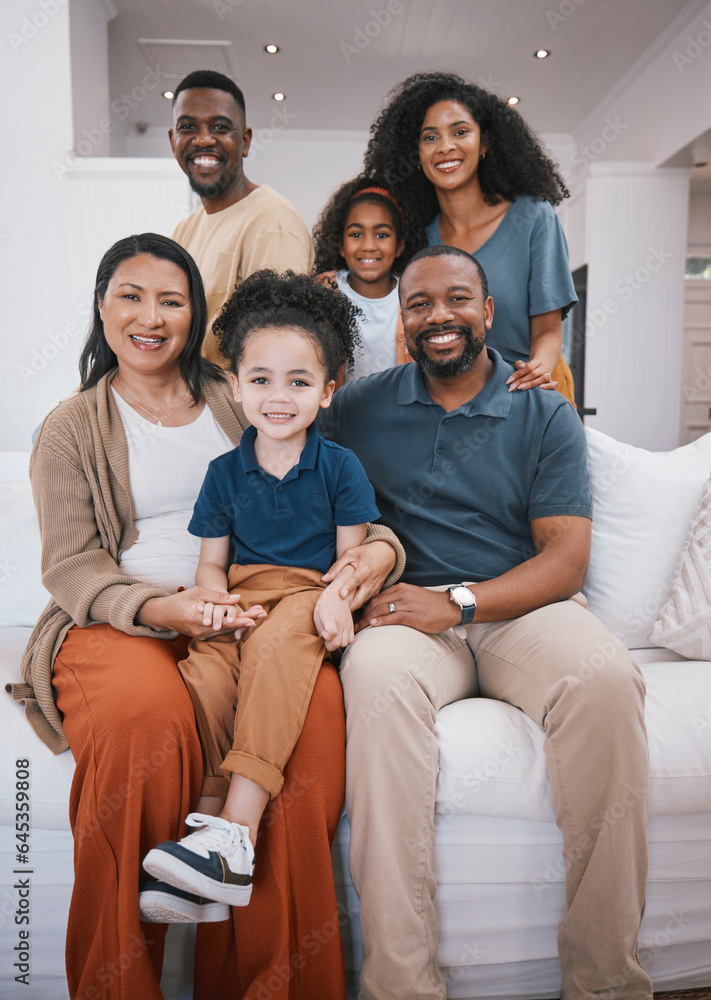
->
<box><xmin>447</xmin><ymin>584</ymin><xmax>477</xmax><ymax>626</ymax></box>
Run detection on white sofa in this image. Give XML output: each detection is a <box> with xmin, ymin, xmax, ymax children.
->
<box><xmin>1</xmin><ymin>428</ymin><xmax>710</xmax><ymax>1000</ymax></box>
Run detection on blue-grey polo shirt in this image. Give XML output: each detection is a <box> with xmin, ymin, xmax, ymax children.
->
<box><xmin>319</xmin><ymin>349</ymin><xmax>592</xmax><ymax>587</ymax></box>
<box><xmin>189</xmin><ymin>422</ymin><xmax>379</xmax><ymax>574</ymax></box>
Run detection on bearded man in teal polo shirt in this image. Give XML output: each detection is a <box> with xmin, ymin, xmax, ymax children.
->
<box><xmin>319</xmin><ymin>245</ymin><xmax>651</xmax><ymax>1000</ymax></box>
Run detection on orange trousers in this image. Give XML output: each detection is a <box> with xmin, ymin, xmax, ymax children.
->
<box><xmin>52</xmin><ymin>623</ymin><xmax>346</xmax><ymax>1000</ymax></box>
<box><xmin>179</xmin><ymin>564</ymin><xmax>329</xmax><ymax>799</ymax></box>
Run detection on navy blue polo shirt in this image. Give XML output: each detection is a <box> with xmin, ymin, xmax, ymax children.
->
<box><xmin>319</xmin><ymin>349</ymin><xmax>592</xmax><ymax>587</ymax></box>
<box><xmin>189</xmin><ymin>422</ymin><xmax>379</xmax><ymax>574</ymax></box>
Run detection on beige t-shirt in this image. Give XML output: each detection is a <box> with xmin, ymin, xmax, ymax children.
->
<box><xmin>172</xmin><ymin>185</ymin><xmax>314</xmax><ymax>366</ymax></box>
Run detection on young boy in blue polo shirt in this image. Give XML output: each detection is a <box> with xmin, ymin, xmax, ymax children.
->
<box><xmin>143</xmin><ymin>270</ymin><xmax>379</xmax><ymax>919</ymax></box>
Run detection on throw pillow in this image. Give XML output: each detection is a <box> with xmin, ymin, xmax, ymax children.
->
<box><xmin>584</xmin><ymin>428</ymin><xmax>711</xmax><ymax>649</ymax></box>
<box><xmin>648</xmin><ymin>478</ymin><xmax>711</xmax><ymax>659</ymax></box>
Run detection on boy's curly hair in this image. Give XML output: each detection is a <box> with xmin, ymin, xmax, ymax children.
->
<box><xmin>312</xmin><ymin>173</ymin><xmax>406</xmax><ymax>277</ymax></box>
<box><xmin>213</xmin><ymin>269</ymin><xmax>362</xmax><ymax>381</ymax></box>
<box><xmin>363</xmin><ymin>72</ymin><xmax>570</xmax><ymax>265</ymax></box>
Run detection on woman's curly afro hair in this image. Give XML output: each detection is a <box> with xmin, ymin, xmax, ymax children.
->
<box><xmin>213</xmin><ymin>269</ymin><xmax>362</xmax><ymax>381</ymax></box>
<box><xmin>363</xmin><ymin>72</ymin><xmax>570</xmax><ymax>265</ymax></box>
<box><xmin>312</xmin><ymin>173</ymin><xmax>405</xmax><ymax>277</ymax></box>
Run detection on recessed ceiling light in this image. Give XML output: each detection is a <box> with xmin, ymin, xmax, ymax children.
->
<box><xmin>534</xmin><ymin>49</ymin><xmax>550</xmax><ymax>59</ymax></box>
<box><xmin>507</xmin><ymin>96</ymin><xmax>520</xmax><ymax>106</ymax></box>
<box><xmin>273</xmin><ymin>92</ymin><xmax>286</xmax><ymax>101</ymax></box>
<box><xmin>264</xmin><ymin>44</ymin><xmax>279</xmax><ymax>54</ymax></box>
<box><xmin>163</xmin><ymin>90</ymin><xmax>174</xmax><ymax>100</ymax></box>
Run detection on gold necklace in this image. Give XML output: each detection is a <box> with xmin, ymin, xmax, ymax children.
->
<box><xmin>114</xmin><ymin>377</ymin><xmax>192</xmax><ymax>427</ymax></box>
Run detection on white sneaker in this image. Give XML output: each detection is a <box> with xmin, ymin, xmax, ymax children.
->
<box><xmin>139</xmin><ymin>881</ymin><xmax>230</xmax><ymax>923</ymax></box>
<box><xmin>143</xmin><ymin>813</ymin><xmax>255</xmax><ymax>906</ymax></box>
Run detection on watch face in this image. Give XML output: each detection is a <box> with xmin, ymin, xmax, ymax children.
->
<box><xmin>450</xmin><ymin>586</ymin><xmax>476</xmax><ymax>607</ymax></box>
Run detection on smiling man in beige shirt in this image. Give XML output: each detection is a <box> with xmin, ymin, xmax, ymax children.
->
<box><xmin>169</xmin><ymin>70</ymin><xmax>314</xmax><ymax>367</ymax></box>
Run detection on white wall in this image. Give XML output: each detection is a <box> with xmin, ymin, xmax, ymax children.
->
<box><xmin>569</xmin><ymin>0</ymin><xmax>711</xmax><ymax>173</ymax></box>
<box><xmin>557</xmin><ymin>182</ymin><xmax>587</xmax><ymax>274</ymax></box>
<box><xmin>65</xmin><ymin>158</ymin><xmax>192</xmax><ymax>313</ymax></box>
<box><xmin>0</xmin><ymin>1</ymin><xmax>78</xmax><ymax>452</ymax></box>
<box><xmin>554</xmin><ymin>0</ymin><xmax>711</xmax><ymax>448</ymax></box>
<box><xmin>69</xmin><ymin>0</ymin><xmax>113</xmax><ymax>158</ymax></box>
<box><xmin>581</xmin><ymin>164</ymin><xmax>690</xmax><ymax>450</ymax></box>
<box><xmin>244</xmin><ymin>130</ymin><xmax>368</xmax><ymax>231</ymax></box>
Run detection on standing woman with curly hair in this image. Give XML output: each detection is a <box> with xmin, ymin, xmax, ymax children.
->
<box><xmin>363</xmin><ymin>72</ymin><xmax>578</xmax><ymax>404</ymax></box>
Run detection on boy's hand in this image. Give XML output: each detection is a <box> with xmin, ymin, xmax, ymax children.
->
<box><xmin>138</xmin><ymin>587</ymin><xmax>246</xmax><ymax>638</ymax></box>
<box><xmin>314</xmin><ymin>584</ymin><xmax>355</xmax><ymax>652</ymax></box>
<box><xmin>196</xmin><ymin>593</ymin><xmax>266</xmax><ymax>633</ymax></box>
<box><xmin>232</xmin><ymin>604</ymin><xmax>268</xmax><ymax>640</ymax></box>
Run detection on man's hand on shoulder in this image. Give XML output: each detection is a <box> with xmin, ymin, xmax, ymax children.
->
<box><xmin>355</xmin><ymin>583</ymin><xmax>460</xmax><ymax>635</ymax></box>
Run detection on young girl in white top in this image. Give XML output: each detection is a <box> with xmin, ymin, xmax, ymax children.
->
<box><xmin>313</xmin><ymin>176</ymin><xmax>409</xmax><ymax>383</ymax></box>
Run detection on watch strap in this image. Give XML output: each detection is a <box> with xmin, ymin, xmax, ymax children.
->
<box><xmin>459</xmin><ymin>602</ymin><xmax>477</xmax><ymax>626</ymax></box>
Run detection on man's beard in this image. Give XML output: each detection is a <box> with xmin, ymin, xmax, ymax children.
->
<box><xmin>410</xmin><ymin>324</ymin><xmax>485</xmax><ymax>379</ymax></box>
<box><xmin>186</xmin><ymin>162</ymin><xmax>231</xmax><ymax>199</ymax></box>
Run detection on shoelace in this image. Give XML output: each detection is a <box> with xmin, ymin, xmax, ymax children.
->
<box><xmin>183</xmin><ymin>812</ymin><xmax>247</xmax><ymax>856</ymax></box>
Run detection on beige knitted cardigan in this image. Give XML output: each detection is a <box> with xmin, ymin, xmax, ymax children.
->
<box><xmin>8</xmin><ymin>371</ymin><xmax>404</xmax><ymax>754</ymax></box>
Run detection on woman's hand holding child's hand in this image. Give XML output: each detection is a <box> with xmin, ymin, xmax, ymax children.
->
<box><xmin>196</xmin><ymin>594</ymin><xmax>267</xmax><ymax>634</ymax></box>
<box><xmin>138</xmin><ymin>588</ymin><xmax>266</xmax><ymax>639</ymax></box>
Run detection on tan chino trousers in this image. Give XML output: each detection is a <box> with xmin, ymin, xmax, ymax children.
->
<box><xmin>340</xmin><ymin>593</ymin><xmax>652</xmax><ymax>1000</ymax></box>
<box><xmin>178</xmin><ymin>564</ymin><xmax>329</xmax><ymax>799</ymax></box>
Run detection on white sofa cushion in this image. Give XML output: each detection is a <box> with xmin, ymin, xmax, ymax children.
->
<box><xmin>648</xmin><ymin>477</ymin><xmax>711</xmax><ymax>659</ymax></box>
<box><xmin>9</xmin><ymin>642</ymin><xmax>709</xmax><ymax>833</ymax></box>
<box><xmin>0</xmin><ymin>480</ymin><xmax>48</xmax><ymax>627</ymax></box>
<box><xmin>435</xmin><ymin>654</ymin><xmax>711</xmax><ymax>822</ymax></box>
<box><xmin>0</xmin><ymin>626</ymin><xmax>74</xmax><ymax>830</ymax></box>
<box><xmin>583</xmin><ymin>428</ymin><xmax>711</xmax><ymax>648</ymax></box>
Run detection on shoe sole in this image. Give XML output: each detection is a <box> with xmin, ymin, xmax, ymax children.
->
<box><xmin>139</xmin><ymin>889</ymin><xmax>230</xmax><ymax>923</ymax></box>
<box><xmin>143</xmin><ymin>848</ymin><xmax>253</xmax><ymax>906</ymax></box>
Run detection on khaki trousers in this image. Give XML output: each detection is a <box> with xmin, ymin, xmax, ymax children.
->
<box><xmin>340</xmin><ymin>594</ymin><xmax>652</xmax><ymax>1000</ymax></box>
<box><xmin>178</xmin><ymin>564</ymin><xmax>329</xmax><ymax>798</ymax></box>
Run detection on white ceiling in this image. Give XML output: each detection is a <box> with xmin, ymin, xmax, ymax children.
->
<box><xmin>107</xmin><ymin>0</ymin><xmax>693</xmax><ymax>137</ymax></box>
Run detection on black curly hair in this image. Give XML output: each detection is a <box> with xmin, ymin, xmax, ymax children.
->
<box><xmin>213</xmin><ymin>269</ymin><xmax>362</xmax><ymax>381</ymax></box>
<box><xmin>363</xmin><ymin>72</ymin><xmax>570</xmax><ymax>264</ymax></box>
<box><xmin>312</xmin><ymin>173</ymin><xmax>406</xmax><ymax>277</ymax></box>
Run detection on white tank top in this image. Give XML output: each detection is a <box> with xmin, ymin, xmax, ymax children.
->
<box><xmin>112</xmin><ymin>388</ymin><xmax>233</xmax><ymax>592</ymax></box>
<box><xmin>336</xmin><ymin>270</ymin><xmax>399</xmax><ymax>381</ymax></box>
